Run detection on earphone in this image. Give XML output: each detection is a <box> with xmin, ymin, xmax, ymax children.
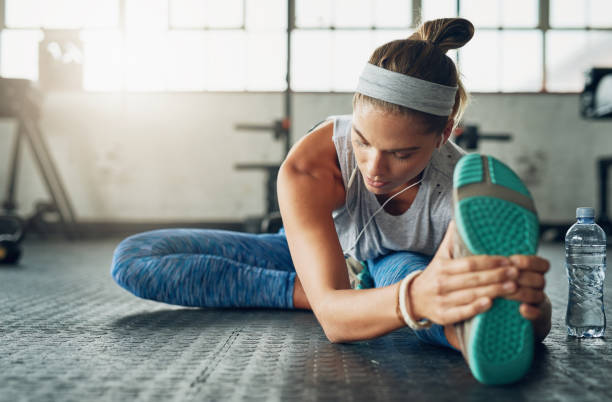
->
<box><xmin>343</xmin><ymin>166</ymin><xmax>423</xmax><ymax>257</ymax></box>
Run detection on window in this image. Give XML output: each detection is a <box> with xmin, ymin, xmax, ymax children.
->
<box><xmin>80</xmin><ymin>30</ymin><xmax>122</xmax><ymax>91</ymax></box>
<box><xmin>292</xmin><ymin>0</ymin><xmax>413</xmax><ymax>92</ymax></box>
<box><xmin>546</xmin><ymin>0</ymin><xmax>612</xmax><ymax>91</ymax></box>
<box><xmin>1</xmin><ymin>0</ymin><xmax>611</xmax><ymax>92</ymax></box>
<box><xmin>550</xmin><ymin>0</ymin><xmax>612</xmax><ymax>28</ymax></box>
<box><xmin>1</xmin><ymin>29</ymin><xmax>43</xmax><ymax>81</ymax></box>
<box><xmin>1</xmin><ymin>0</ymin><xmax>287</xmax><ymax>92</ymax></box>
<box><xmin>458</xmin><ymin>30</ymin><xmax>542</xmax><ymax>92</ymax></box>
<box><xmin>292</xmin><ymin>0</ymin><xmax>612</xmax><ymax>93</ymax></box>
<box><xmin>420</xmin><ymin>0</ymin><xmax>542</xmax><ymax>92</ymax></box>
<box><xmin>292</xmin><ymin>0</ymin><xmax>544</xmax><ymax>92</ymax></box>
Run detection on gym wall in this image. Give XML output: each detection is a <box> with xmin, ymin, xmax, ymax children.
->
<box><xmin>0</xmin><ymin>92</ymin><xmax>609</xmax><ymax>226</ymax></box>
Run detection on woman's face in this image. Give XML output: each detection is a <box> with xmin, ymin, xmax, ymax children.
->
<box><xmin>351</xmin><ymin>103</ymin><xmax>443</xmax><ymax>196</ymax></box>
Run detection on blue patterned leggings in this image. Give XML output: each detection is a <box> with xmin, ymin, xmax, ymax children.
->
<box><xmin>110</xmin><ymin>229</ymin><xmax>457</xmax><ymax>351</ymax></box>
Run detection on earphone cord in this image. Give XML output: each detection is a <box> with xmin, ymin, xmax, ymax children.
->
<box><xmin>344</xmin><ymin>171</ymin><xmax>423</xmax><ymax>256</ymax></box>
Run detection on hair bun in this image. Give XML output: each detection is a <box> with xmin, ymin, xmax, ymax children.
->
<box><xmin>411</xmin><ymin>18</ymin><xmax>474</xmax><ymax>53</ymax></box>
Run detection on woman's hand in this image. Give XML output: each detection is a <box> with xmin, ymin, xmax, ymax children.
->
<box><xmin>503</xmin><ymin>254</ymin><xmax>550</xmax><ymax>321</ymax></box>
<box><xmin>409</xmin><ymin>253</ymin><xmax>519</xmax><ymax>325</ymax></box>
<box><xmin>408</xmin><ymin>221</ymin><xmax>551</xmax><ymax>326</ymax></box>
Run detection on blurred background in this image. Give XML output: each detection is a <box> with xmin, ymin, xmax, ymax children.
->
<box><xmin>0</xmin><ymin>0</ymin><xmax>611</xmax><ymax>242</ymax></box>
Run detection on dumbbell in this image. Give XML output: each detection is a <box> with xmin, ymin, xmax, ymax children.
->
<box><xmin>0</xmin><ymin>215</ymin><xmax>25</xmax><ymax>265</ymax></box>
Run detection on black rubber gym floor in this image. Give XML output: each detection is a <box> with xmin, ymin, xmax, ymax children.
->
<box><xmin>0</xmin><ymin>238</ymin><xmax>610</xmax><ymax>401</ymax></box>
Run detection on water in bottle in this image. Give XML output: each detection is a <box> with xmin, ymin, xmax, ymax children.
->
<box><xmin>565</xmin><ymin>207</ymin><xmax>607</xmax><ymax>337</ymax></box>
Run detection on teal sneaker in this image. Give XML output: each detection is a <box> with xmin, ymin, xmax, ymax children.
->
<box><xmin>452</xmin><ymin>153</ymin><xmax>539</xmax><ymax>386</ymax></box>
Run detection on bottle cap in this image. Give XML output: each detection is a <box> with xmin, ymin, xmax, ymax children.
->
<box><xmin>576</xmin><ymin>207</ymin><xmax>595</xmax><ymax>218</ymax></box>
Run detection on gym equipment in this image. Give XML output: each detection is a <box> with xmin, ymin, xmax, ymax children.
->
<box><xmin>599</xmin><ymin>158</ymin><xmax>612</xmax><ymax>225</ymax></box>
<box><xmin>0</xmin><ymin>78</ymin><xmax>78</xmax><ymax>264</ymax></box>
<box><xmin>453</xmin><ymin>124</ymin><xmax>512</xmax><ymax>150</ymax></box>
<box><xmin>580</xmin><ymin>67</ymin><xmax>612</xmax><ymax>119</ymax></box>
<box><xmin>0</xmin><ymin>215</ymin><xmax>25</xmax><ymax>264</ymax></box>
<box><xmin>234</xmin><ymin>118</ymin><xmax>290</xmax><ymax>234</ymax></box>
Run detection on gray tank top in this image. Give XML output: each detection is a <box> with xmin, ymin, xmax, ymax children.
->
<box><xmin>329</xmin><ymin>114</ymin><xmax>466</xmax><ymax>261</ymax></box>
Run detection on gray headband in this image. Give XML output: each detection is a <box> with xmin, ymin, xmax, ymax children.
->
<box><xmin>355</xmin><ymin>63</ymin><xmax>458</xmax><ymax>116</ymax></box>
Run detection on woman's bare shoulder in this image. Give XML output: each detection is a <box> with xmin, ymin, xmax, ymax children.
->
<box><xmin>285</xmin><ymin>120</ymin><xmax>340</xmax><ymax>178</ymax></box>
<box><xmin>279</xmin><ymin>119</ymin><xmax>345</xmax><ymax>212</ymax></box>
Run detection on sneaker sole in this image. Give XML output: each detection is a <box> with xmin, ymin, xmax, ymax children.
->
<box><xmin>453</xmin><ymin>154</ymin><xmax>539</xmax><ymax>385</ymax></box>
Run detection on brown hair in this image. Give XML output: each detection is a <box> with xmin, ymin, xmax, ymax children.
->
<box><xmin>352</xmin><ymin>18</ymin><xmax>474</xmax><ymax>134</ymax></box>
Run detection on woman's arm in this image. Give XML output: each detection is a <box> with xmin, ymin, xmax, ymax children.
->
<box><xmin>532</xmin><ymin>294</ymin><xmax>552</xmax><ymax>343</ymax></box>
<box><xmin>278</xmin><ymin>122</ymin><xmax>550</xmax><ymax>344</ymax></box>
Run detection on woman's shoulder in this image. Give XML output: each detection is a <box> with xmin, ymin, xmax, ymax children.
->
<box><xmin>284</xmin><ymin>118</ymin><xmax>339</xmax><ymax>176</ymax></box>
<box><xmin>278</xmin><ymin>117</ymin><xmax>347</xmax><ymax>216</ymax></box>
<box><xmin>305</xmin><ymin>114</ymin><xmax>353</xmax><ymax>138</ymax></box>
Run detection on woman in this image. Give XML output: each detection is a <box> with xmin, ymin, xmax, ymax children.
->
<box><xmin>111</xmin><ymin>18</ymin><xmax>552</xmax><ymax>385</ymax></box>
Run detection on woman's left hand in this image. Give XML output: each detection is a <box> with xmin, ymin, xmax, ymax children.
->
<box><xmin>502</xmin><ymin>254</ymin><xmax>550</xmax><ymax>320</ymax></box>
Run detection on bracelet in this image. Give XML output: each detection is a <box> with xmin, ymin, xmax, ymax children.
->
<box><xmin>398</xmin><ymin>270</ymin><xmax>432</xmax><ymax>330</ymax></box>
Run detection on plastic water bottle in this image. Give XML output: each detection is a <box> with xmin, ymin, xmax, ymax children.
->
<box><xmin>565</xmin><ymin>207</ymin><xmax>607</xmax><ymax>337</ymax></box>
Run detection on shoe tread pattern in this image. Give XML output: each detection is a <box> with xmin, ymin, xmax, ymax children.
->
<box><xmin>453</xmin><ymin>154</ymin><xmax>537</xmax><ymax>385</ymax></box>
<box><xmin>457</xmin><ymin>197</ymin><xmax>538</xmax><ymax>257</ymax></box>
<box><xmin>487</xmin><ymin>156</ymin><xmax>531</xmax><ymax>197</ymax></box>
<box><xmin>454</xmin><ymin>153</ymin><xmax>483</xmax><ymax>187</ymax></box>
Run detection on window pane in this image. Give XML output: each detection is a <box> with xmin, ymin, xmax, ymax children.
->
<box><xmin>6</xmin><ymin>0</ymin><xmax>43</xmax><ymax>28</ymax></box>
<box><xmin>333</xmin><ymin>0</ymin><xmax>373</xmax><ymax>28</ymax></box>
<box><xmin>546</xmin><ymin>31</ymin><xmax>587</xmax><ymax>91</ymax></box>
<box><xmin>589</xmin><ymin>0</ymin><xmax>612</xmax><ymax>27</ymax></box>
<box><xmin>126</xmin><ymin>0</ymin><xmax>168</xmax><ymax>31</ymax></box>
<box><xmin>460</xmin><ymin>0</ymin><xmax>500</xmax><ymax>28</ymax></box>
<box><xmin>85</xmin><ymin>0</ymin><xmax>120</xmax><ymax>28</ymax></box>
<box><xmin>81</xmin><ymin>30</ymin><xmax>122</xmax><ymax>91</ymax></box>
<box><xmin>332</xmin><ymin>31</ymin><xmax>374</xmax><ymax>91</ymax></box>
<box><xmin>373</xmin><ymin>0</ymin><xmax>412</xmax><ymax>28</ymax></box>
<box><xmin>501</xmin><ymin>0</ymin><xmax>538</xmax><ymax>27</ymax></box>
<box><xmin>295</xmin><ymin>0</ymin><xmax>332</xmax><ymax>27</ymax></box>
<box><xmin>0</xmin><ymin>29</ymin><xmax>43</xmax><ymax>81</ymax></box>
<box><xmin>170</xmin><ymin>0</ymin><xmax>243</xmax><ymax>29</ymax></box>
<box><xmin>167</xmin><ymin>31</ymin><xmax>206</xmax><ymax>91</ymax></box>
<box><xmin>50</xmin><ymin>0</ymin><xmax>118</xmax><ymax>29</ymax></box>
<box><xmin>421</xmin><ymin>0</ymin><xmax>457</xmax><ymax>22</ymax></box>
<box><xmin>459</xmin><ymin>30</ymin><xmax>500</xmax><ymax>91</ymax></box>
<box><xmin>126</xmin><ymin>32</ymin><xmax>168</xmax><ymax>91</ymax></box>
<box><xmin>291</xmin><ymin>30</ymin><xmax>333</xmax><ymax>91</ymax></box>
<box><xmin>547</xmin><ymin>30</ymin><xmax>612</xmax><ymax>91</ymax></box>
<box><xmin>42</xmin><ymin>0</ymin><xmax>84</xmax><ymax>28</ymax></box>
<box><xmin>246</xmin><ymin>0</ymin><xmax>286</xmax><ymax>31</ymax></box>
<box><xmin>206</xmin><ymin>0</ymin><xmax>243</xmax><ymax>28</ymax></box>
<box><xmin>205</xmin><ymin>31</ymin><xmax>246</xmax><ymax>90</ymax></box>
<box><xmin>169</xmin><ymin>0</ymin><xmax>206</xmax><ymax>28</ymax></box>
<box><xmin>500</xmin><ymin>30</ymin><xmax>542</xmax><ymax>91</ymax></box>
<box><xmin>372</xmin><ymin>30</ymin><xmax>411</xmax><ymax>48</ymax></box>
<box><xmin>461</xmin><ymin>30</ymin><xmax>541</xmax><ymax>92</ymax></box>
<box><xmin>7</xmin><ymin>0</ymin><xmax>119</xmax><ymax>29</ymax></box>
<box><xmin>246</xmin><ymin>32</ymin><xmax>287</xmax><ymax>91</ymax></box>
<box><xmin>550</xmin><ymin>0</ymin><xmax>587</xmax><ymax>27</ymax></box>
